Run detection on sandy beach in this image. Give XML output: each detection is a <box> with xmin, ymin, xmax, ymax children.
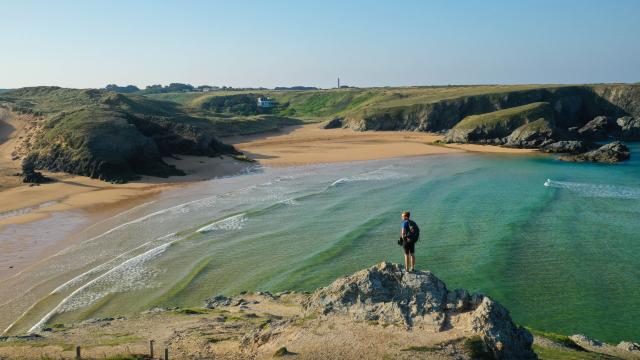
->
<box><xmin>227</xmin><ymin>123</ymin><xmax>536</xmax><ymax>166</ymax></box>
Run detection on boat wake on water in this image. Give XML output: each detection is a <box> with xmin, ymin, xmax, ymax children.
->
<box><xmin>544</xmin><ymin>179</ymin><xmax>640</xmax><ymax>199</ymax></box>
<box><xmin>329</xmin><ymin>167</ymin><xmax>408</xmax><ymax>187</ymax></box>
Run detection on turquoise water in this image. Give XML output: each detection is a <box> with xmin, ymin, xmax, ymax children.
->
<box><xmin>2</xmin><ymin>145</ymin><xmax>639</xmax><ymax>342</ymax></box>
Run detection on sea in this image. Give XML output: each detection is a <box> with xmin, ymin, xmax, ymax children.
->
<box><xmin>1</xmin><ymin>144</ymin><xmax>639</xmax><ymax>343</ymax></box>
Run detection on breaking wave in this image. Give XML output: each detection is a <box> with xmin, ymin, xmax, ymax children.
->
<box><xmin>197</xmin><ymin>213</ymin><xmax>247</xmax><ymax>233</ymax></box>
<box><xmin>29</xmin><ymin>240</ymin><xmax>173</xmax><ymax>332</ymax></box>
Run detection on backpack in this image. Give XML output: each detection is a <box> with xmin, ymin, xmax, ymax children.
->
<box><xmin>406</xmin><ymin>220</ymin><xmax>420</xmax><ymax>243</ymax></box>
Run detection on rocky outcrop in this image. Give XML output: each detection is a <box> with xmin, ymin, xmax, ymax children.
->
<box><xmin>344</xmin><ymin>85</ymin><xmax>640</xmax><ymax>134</ymax></box>
<box><xmin>617</xmin><ymin>116</ymin><xmax>640</xmax><ymax>140</ymax></box>
<box><xmin>304</xmin><ymin>262</ymin><xmax>537</xmax><ymax>360</ymax></box>
<box><xmin>21</xmin><ymin>155</ymin><xmax>52</xmax><ymax>184</ymax></box>
<box><xmin>570</xmin><ymin>334</ymin><xmax>640</xmax><ymax>358</ymax></box>
<box><xmin>504</xmin><ymin>118</ymin><xmax>560</xmax><ymax>148</ymax></box>
<box><xmin>560</xmin><ymin>141</ymin><xmax>630</xmax><ymax>163</ymax></box>
<box><xmin>338</xmin><ymin>85</ymin><xmax>638</xmax><ymax>161</ymax></box>
<box><xmin>577</xmin><ymin>116</ymin><xmax>614</xmax><ymax>140</ymax></box>
<box><xmin>2</xmin><ymin>88</ymin><xmax>240</xmax><ymax>183</ymax></box>
<box><xmin>323</xmin><ymin>117</ymin><xmax>344</xmax><ymax>129</ymax></box>
<box><xmin>444</xmin><ymin>102</ymin><xmax>554</xmax><ymax>145</ymax></box>
<box><xmin>617</xmin><ymin>341</ymin><xmax>640</xmax><ymax>352</ymax></box>
<box><xmin>541</xmin><ymin>140</ymin><xmax>593</xmax><ymax>154</ymax></box>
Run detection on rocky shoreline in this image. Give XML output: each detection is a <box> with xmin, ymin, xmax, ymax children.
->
<box><xmin>328</xmin><ymin>85</ymin><xmax>640</xmax><ymax>164</ymax></box>
<box><xmin>1</xmin><ymin>263</ymin><xmax>638</xmax><ymax>359</ymax></box>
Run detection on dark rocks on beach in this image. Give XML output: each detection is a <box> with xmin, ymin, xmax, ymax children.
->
<box><xmin>303</xmin><ymin>262</ymin><xmax>537</xmax><ymax>360</ymax></box>
<box><xmin>22</xmin><ymin>170</ymin><xmax>50</xmax><ymax>184</ymax></box>
<box><xmin>541</xmin><ymin>140</ymin><xmax>593</xmax><ymax>154</ymax></box>
<box><xmin>560</xmin><ymin>141</ymin><xmax>630</xmax><ymax>163</ymax></box>
<box><xmin>204</xmin><ymin>295</ymin><xmax>232</xmax><ymax>309</ymax></box>
<box><xmin>21</xmin><ymin>155</ymin><xmax>52</xmax><ymax>184</ymax></box>
<box><xmin>323</xmin><ymin>117</ymin><xmax>344</xmax><ymax>129</ymax></box>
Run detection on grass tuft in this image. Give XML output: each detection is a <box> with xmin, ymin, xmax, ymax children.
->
<box><xmin>273</xmin><ymin>346</ymin><xmax>291</xmax><ymax>357</ymax></box>
<box><xmin>400</xmin><ymin>345</ymin><xmax>437</xmax><ymax>352</ymax></box>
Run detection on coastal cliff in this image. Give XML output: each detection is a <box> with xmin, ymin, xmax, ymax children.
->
<box><xmin>335</xmin><ymin>85</ymin><xmax>640</xmax><ymax>162</ymax></box>
<box><xmin>0</xmin><ymin>87</ymin><xmax>240</xmax><ymax>183</ymax></box>
<box><xmin>1</xmin><ymin>263</ymin><xmax>638</xmax><ymax>359</ymax></box>
<box><xmin>2</xmin><ymin>84</ymin><xmax>639</xmax><ymax>184</ymax></box>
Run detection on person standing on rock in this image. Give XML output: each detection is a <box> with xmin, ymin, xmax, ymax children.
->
<box><xmin>400</xmin><ymin>211</ymin><xmax>420</xmax><ymax>272</ymax></box>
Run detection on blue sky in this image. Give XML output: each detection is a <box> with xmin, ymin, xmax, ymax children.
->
<box><xmin>1</xmin><ymin>0</ymin><xmax>639</xmax><ymax>88</ymax></box>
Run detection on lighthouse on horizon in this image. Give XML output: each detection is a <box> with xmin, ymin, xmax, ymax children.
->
<box><xmin>337</xmin><ymin>77</ymin><xmax>340</xmax><ymax>88</ymax></box>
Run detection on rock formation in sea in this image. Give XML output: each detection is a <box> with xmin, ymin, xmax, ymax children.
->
<box><xmin>559</xmin><ymin>141</ymin><xmax>630</xmax><ymax>163</ymax></box>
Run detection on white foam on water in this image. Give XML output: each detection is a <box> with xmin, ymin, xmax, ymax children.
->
<box><xmin>197</xmin><ymin>214</ymin><xmax>247</xmax><ymax>233</ymax></box>
<box><xmin>50</xmin><ymin>233</ymin><xmax>179</xmax><ymax>294</ymax></box>
<box><xmin>28</xmin><ymin>240</ymin><xmax>175</xmax><ymax>333</ymax></box>
<box><xmin>544</xmin><ymin>179</ymin><xmax>640</xmax><ymax>199</ymax></box>
<box><xmin>279</xmin><ymin>198</ymin><xmax>299</xmax><ymax>206</ymax></box>
<box><xmin>0</xmin><ymin>201</ymin><xmax>58</xmax><ymax>221</ymax></box>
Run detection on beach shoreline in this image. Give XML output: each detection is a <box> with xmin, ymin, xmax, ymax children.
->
<box><xmin>0</xmin><ymin>121</ymin><xmax>538</xmax><ymax>281</ymax></box>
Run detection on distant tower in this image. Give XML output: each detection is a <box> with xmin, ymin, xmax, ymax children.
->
<box><xmin>337</xmin><ymin>77</ymin><xmax>340</xmax><ymax>89</ymax></box>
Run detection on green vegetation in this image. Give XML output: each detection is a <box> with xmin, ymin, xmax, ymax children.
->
<box><xmin>453</xmin><ymin>102</ymin><xmax>551</xmax><ymax>131</ymax></box>
<box><xmin>273</xmin><ymin>346</ymin><xmax>291</xmax><ymax>357</ymax></box>
<box><xmin>400</xmin><ymin>345</ymin><xmax>437</xmax><ymax>352</ymax></box>
<box><xmin>1</xmin><ymin>87</ymin><xmax>240</xmax><ymax>182</ymax></box>
<box><xmin>462</xmin><ymin>336</ymin><xmax>496</xmax><ymax>360</ymax></box>
<box><xmin>4</xmin><ymin>83</ymin><xmax>637</xmax><ymax>181</ymax></box>
<box><xmin>147</xmin><ymin>85</ymin><xmax>553</xmax><ymax>123</ymax></box>
<box><xmin>533</xmin><ymin>345</ymin><xmax>620</xmax><ymax>359</ymax></box>
<box><xmin>528</xmin><ymin>329</ymin><xmax>585</xmax><ymax>351</ymax></box>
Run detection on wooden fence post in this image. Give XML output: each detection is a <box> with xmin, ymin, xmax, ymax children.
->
<box><xmin>164</xmin><ymin>347</ymin><xmax>169</xmax><ymax>360</ymax></box>
<box><xmin>149</xmin><ymin>339</ymin><xmax>154</xmax><ymax>358</ymax></box>
<box><xmin>75</xmin><ymin>345</ymin><xmax>81</xmax><ymax>359</ymax></box>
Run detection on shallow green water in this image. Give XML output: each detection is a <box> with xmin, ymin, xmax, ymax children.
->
<box><xmin>5</xmin><ymin>145</ymin><xmax>640</xmax><ymax>342</ymax></box>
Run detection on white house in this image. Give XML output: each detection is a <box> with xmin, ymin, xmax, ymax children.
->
<box><xmin>257</xmin><ymin>97</ymin><xmax>275</xmax><ymax>108</ymax></box>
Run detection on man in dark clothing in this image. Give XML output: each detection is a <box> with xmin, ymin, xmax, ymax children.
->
<box><xmin>401</xmin><ymin>211</ymin><xmax>416</xmax><ymax>272</ymax></box>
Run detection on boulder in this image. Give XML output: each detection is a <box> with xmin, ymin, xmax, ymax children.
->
<box><xmin>204</xmin><ymin>295</ymin><xmax>232</xmax><ymax>309</ymax></box>
<box><xmin>577</xmin><ymin>116</ymin><xmax>614</xmax><ymax>141</ymax></box>
<box><xmin>570</xmin><ymin>334</ymin><xmax>603</xmax><ymax>347</ymax></box>
<box><xmin>504</xmin><ymin>118</ymin><xmax>559</xmax><ymax>148</ymax></box>
<box><xmin>323</xmin><ymin>117</ymin><xmax>344</xmax><ymax>129</ymax></box>
<box><xmin>541</xmin><ymin>141</ymin><xmax>594</xmax><ymax>154</ymax></box>
<box><xmin>304</xmin><ymin>262</ymin><xmax>537</xmax><ymax>360</ymax></box>
<box><xmin>616</xmin><ymin>116</ymin><xmax>640</xmax><ymax>140</ymax></box>
<box><xmin>560</xmin><ymin>141</ymin><xmax>630</xmax><ymax>163</ymax></box>
<box><xmin>617</xmin><ymin>341</ymin><xmax>640</xmax><ymax>352</ymax></box>
<box><xmin>21</xmin><ymin>155</ymin><xmax>52</xmax><ymax>184</ymax></box>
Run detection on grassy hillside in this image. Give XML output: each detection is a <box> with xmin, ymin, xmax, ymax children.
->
<box><xmin>3</xmin><ymin>84</ymin><xmax>639</xmax><ymax>181</ymax></box>
<box><xmin>452</xmin><ymin>102</ymin><xmax>552</xmax><ymax>130</ymax></box>
<box><xmin>146</xmin><ymin>85</ymin><xmax>555</xmax><ymax>122</ymax></box>
<box><xmin>0</xmin><ymin>87</ymin><xmax>250</xmax><ymax>182</ymax></box>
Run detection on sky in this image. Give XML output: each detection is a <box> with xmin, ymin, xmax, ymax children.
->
<box><xmin>1</xmin><ymin>0</ymin><xmax>639</xmax><ymax>89</ymax></box>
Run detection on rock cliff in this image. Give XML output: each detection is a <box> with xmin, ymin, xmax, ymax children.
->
<box><xmin>304</xmin><ymin>262</ymin><xmax>537</xmax><ymax>360</ymax></box>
